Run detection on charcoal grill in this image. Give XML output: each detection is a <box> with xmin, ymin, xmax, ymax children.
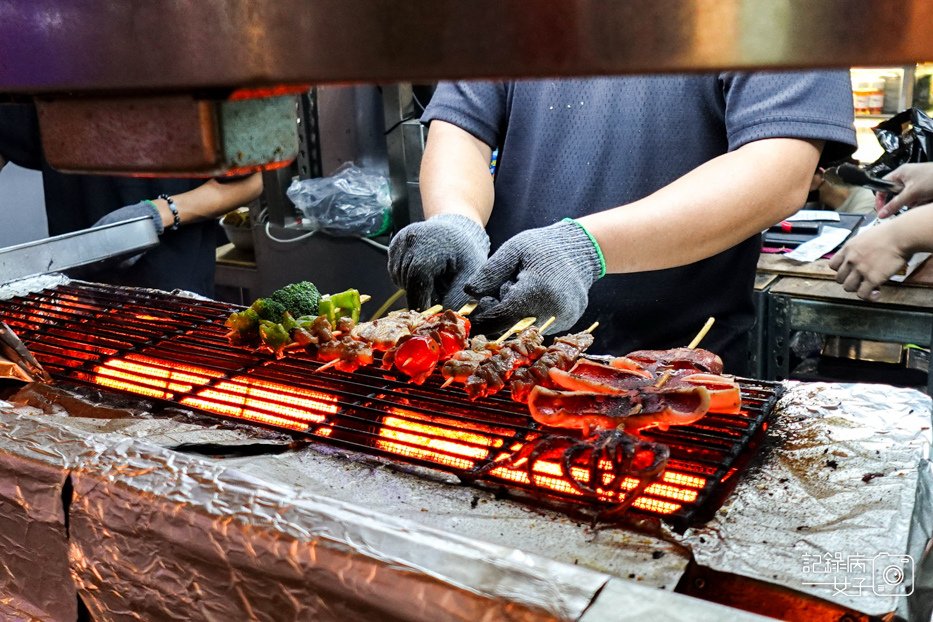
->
<box><xmin>0</xmin><ymin>281</ymin><xmax>781</xmax><ymax>531</ymax></box>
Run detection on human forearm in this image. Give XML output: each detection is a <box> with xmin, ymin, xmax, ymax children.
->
<box><xmin>151</xmin><ymin>173</ymin><xmax>263</xmax><ymax>229</ymax></box>
<box><xmin>577</xmin><ymin>138</ymin><xmax>823</xmax><ymax>273</ymax></box>
<box><xmin>419</xmin><ymin>121</ymin><xmax>495</xmax><ymax>225</ymax></box>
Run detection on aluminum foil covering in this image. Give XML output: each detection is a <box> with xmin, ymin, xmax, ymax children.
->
<box><xmin>680</xmin><ymin>381</ymin><xmax>933</xmax><ymax>617</ymax></box>
<box><xmin>0</xmin><ymin>273</ymin><xmax>69</xmax><ymax>300</ymax></box>
<box><xmin>0</xmin><ymin>401</ymin><xmax>104</xmax><ymax>621</ymax></box>
<box><xmin>0</xmin><ymin>400</ymin><xmax>776</xmax><ymax>622</ymax></box>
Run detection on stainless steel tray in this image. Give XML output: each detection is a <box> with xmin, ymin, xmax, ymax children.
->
<box><xmin>0</xmin><ymin>216</ymin><xmax>158</xmax><ymax>283</ymax></box>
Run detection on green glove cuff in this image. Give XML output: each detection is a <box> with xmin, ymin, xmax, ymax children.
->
<box><xmin>562</xmin><ymin>218</ymin><xmax>606</xmax><ymax>279</ymax></box>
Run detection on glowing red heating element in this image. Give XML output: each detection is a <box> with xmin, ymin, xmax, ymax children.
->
<box><xmin>92</xmin><ymin>355</ymin><xmax>338</xmax><ymax>431</ymax></box>
<box><xmin>375</xmin><ymin>407</ymin><xmax>707</xmax><ymax>515</ymax></box>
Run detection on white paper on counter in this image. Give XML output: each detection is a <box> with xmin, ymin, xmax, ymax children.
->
<box><xmin>785</xmin><ymin>226</ymin><xmax>851</xmax><ymax>262</ymax></box>
<box><xmin>786</xmin><ymin>210</ymin><xmax>841</xmax><ymax>222</ymax></box>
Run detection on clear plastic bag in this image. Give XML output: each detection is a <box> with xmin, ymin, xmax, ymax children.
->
<box><xmin>286</xmin><ymin>163</ymin><xmax>392</xmax><ymax>237</ymax></box>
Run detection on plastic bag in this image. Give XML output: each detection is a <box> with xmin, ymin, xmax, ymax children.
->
<box><xmin>286</xmin><ymin>163</ymin><xmax>392</xmax><ymax>237</ymax></box>
<box><xmin>864</xmin><ymin>107</ymin><xmax>933</xmax><ymax>177</ymax></box>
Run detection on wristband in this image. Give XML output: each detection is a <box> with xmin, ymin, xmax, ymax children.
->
<box><xmin>158</xmin><ymin>194</ymin><xmax>181</xmax><ymax>230</ymax></box>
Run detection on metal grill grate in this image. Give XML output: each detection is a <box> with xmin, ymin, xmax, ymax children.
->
<box><xmin>0</xmin><ymin>282</ymin><xmax>781</xmax><ymax>530</ymax></box>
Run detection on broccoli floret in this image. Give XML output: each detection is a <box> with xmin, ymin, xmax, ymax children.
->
<box><xmin>270</xmin><ymin>281</ymin><xmax>320</xmax><ymax>318</ymax></box>
<box><xmin>249</xmin><ymin>298</ymin><xmax>288</xmax><ymax>324</ymax></box>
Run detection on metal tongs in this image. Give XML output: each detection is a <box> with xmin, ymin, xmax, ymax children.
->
<box><xmin>829</xmin><ymin>163</ymin><xmax>904</xmax><ymax>195</ymax></box>
<box><xmin>0</xmin><ymin>321</ymin><xmax>53</xmax><ymax>383</ymax></box>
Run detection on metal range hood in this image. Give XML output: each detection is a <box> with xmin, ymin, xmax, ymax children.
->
<box><xmin>1</xmin><ymin>0</ymin><xmax>931</xmax><ymax>90</ymax></box>
<box><xmin>0</xmin><ymin>0</ymin><xmax>930</xmax><ymax>175</ymax></box>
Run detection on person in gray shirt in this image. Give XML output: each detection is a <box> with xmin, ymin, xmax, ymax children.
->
<box><xmin>389</xmin><ymin>73</ymin><xmax>857</xmax><ymax>373</ymax></box>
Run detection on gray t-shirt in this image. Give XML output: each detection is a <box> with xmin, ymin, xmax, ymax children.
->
<box><xmin>422</xmin><ymin>72</ymin><xmax>856</xmax><ymax>372</ymax></box>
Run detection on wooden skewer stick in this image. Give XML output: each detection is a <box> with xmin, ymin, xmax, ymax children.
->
<box><xmin>538</xmin><ymin>316</ymin><xmax>557</xmax><ymax>333</ymax></box>
<box><xmin>494</xmin><ymin>316</ymin><xmax>537</xmax><ymax>344</ymax></box>
<box><xmin>440</xmin><ymin>377</ymin><xmax>454</xmax><ymax>389</ymax></box>
<box><xmin>687</xmin><ymin>316</ymin><xmax>716</xmax><ymax>349</ymax></box>
<box><xmin>360</xmin><ymin>294</ymin><xmax>371</xmax><ymax>304</ymax></box>
<box><xmin>316</xmin><ymin>358</ymin><xmax>341</xmax><ymax>373</ymax></box>
<box><xmin>368</xmin><ymin>288</ymin><xmax>406</xmax><ymax>322</ymax></box>
<box><xmin>457</xmin><ymin>300</ymin><xmax>479</xmax><ymax>316</ymax></box>
<box><xmin>584</xmin><ymin>321</ymin><xmax>599</xmax><ymax>334</ymax></box>
<box><xmin>421</xmin><ymin>304</ymin><xmax>444</xmax><ymax>316</ymax></box>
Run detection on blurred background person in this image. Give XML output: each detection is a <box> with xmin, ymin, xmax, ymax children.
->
<box><xmin>0</xmin><ymin>103</ymin><xmax>261</xmax><ymax>297</ymax></box>
<box><xmin>830</xmin><ymin>162</ymin><xmax>933</xmax><ymax>300</ymax></box>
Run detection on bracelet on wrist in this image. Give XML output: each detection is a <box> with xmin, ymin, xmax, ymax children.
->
<box><xmin>158</xmin><ymin>194</ymin><xmax>181</xmax><ymax>231</ymax></box>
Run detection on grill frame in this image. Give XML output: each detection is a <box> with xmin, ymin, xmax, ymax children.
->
<box><xmin>0</xmin><ymin>281</ymin><xmax>782</xmax><ymax>531</ymax></box>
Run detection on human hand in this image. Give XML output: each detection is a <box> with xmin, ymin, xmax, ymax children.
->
<box><xmin>91</xmin><ymin>201</ymin><xmax>162</xmax><ymax>269</ymax></box>
<box><xmin>875</xmin><ymin>163</ymin><xmax>933</xmax><ymax>218</ymax></box>
<box><xmin>828</xmin><ymin>220</ymin><xmax>910</xmax><ymax>301</ymax></box>
<box><xmin>387</xmin><ymin>213</ymin><xmax>490</xmax><ymax>310</ymax></box>
<box><xmin>465</xmin><ymin>219</ymin><xmax>604</xmax><ymax>335</ymax></box>
<box><xmin>93</xmin><ymin>200</ymin><xmax>164</xmax><ymax>235</ymax></box>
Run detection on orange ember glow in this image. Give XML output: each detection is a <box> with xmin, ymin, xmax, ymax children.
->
<box><xmin>133</xmin><ymin>314</ymin><xmax>173</xmax><ymax>322</ymax></box>
<box><xmin>181</xmin><ymin>377</ymin><xmax>339</xmax><ymax>430</ymax></box>
<box><xmin>92</xmin><ymin>357</ymin><xmax>216</xmax><ymax>399</ymax></box>
<box><xmin>91</xmin><ymin>357</ymin><xmax>338</xmax><ymax>431</ymax></box>
<box><xmin>376</xmin><ymin>409</ymin><xmax>505</xmax><ymax>470</ymax></box>
<box><xmin>84</xmin><ymin>351</ymin><xmax>711</xmax><ymax>518</ymax></box>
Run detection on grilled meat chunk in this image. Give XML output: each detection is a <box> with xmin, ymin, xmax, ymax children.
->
<box><xmin>528</xmin><ymin>384</ymin><xmax>711</xmax><ymax>434</ymax></box>
<box><xmin>509</xmin><ymin>332</ymin><xmax>594</xmax><ymax>403</ymax></box>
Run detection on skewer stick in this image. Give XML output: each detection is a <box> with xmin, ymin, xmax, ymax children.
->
<box><xmin>316</xmin><ymin>358</ymin><xmax>341</xmax><ymax>373</ymax></box>
<box><xmin>538</xmin><ymin>316</ymin><xmax>557</xmax><ymax>333</ymax></box>
<box><xmin>440</xmin><ymin>377</ymin><xmax>454</xmax><ymax>389</ymax></box>
<box><xmin>359</xmin><ymin>294</ymin><xmax>371</xmax><ymax>304</ymax></box>
<box><xmin>686</xmin><ymin>316</ymin><xmax>716</xmax><ymax>349</ymax></box>
<box><xmin>584</xmin><ymin>321</ymin><xmax>599</xmax><ymax>334</ymax></box>
<box><xmin>457</xmin><ymin>300</ymin><xmax>479</xmax><ymax>316</ymax></box>
<box><xmin>369</xmin><ymin>288</ymin><xmax>406</xmax><ymax>321</ymax></box>
<box><xmin>421</xmin><ymin>304</ymin><xmax>444</xmax><ymax>316</ymax></box>
<box><xmin>494</xmin><ymin>316</ymin><xmax>537</xmax><ymax>344</ymax></box>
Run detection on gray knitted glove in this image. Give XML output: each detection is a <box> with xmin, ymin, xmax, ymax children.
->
<box><xmin>93</xmin><ymin>201</ymin><xmax>164</xmax><ymax>235</ymax></box>
<box><xmin>91</xmin><ymin>201</ymin><xmax>163</xmax><ymax>268</ymax></box>
<box><xmin>388</xmin><ymin>213</ymin><xmax>490</xmax><ymax>310</ymax></box>
<box><xmin>465</xmin><ymin>218</ymin><xmax>605</xmax><ymax>334</ymax></box>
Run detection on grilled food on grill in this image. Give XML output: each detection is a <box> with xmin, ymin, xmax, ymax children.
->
<box><xmin>509</xmin><ymin>331</ymin><xmax>595</xmax><ymax>403</ymax></box>
<box><xmin>382</xmin><ymin>309</ymin><xmax>471</xmax><ymax>383</ymax></box>
<box><xmin>528</xmin><ymin>384</ymin><xmax>712</xmax><ymax>434</ymax></box>
<box><xmin>269</xmin><ymin>281</ymin><xmax>321</xmax><ymax>318</ymax></box>
<box><xmin>349</xmin><ymin>309</ymin><xmax>424</xmax><ymax>350</ymax></box>
<box><xmin>464</xmin><ymin>326</ymin><xmax>547</xmax><ymax>400</ymax></box>
<box><xmin>618</xmin><ymin>347</ymin><xmax>723</xmax><ymax>375</ymax></box>
<box><xmin>225</xmin><ymin>285</ymin><xmax>360</xmax><ymax>357</ymax></box>
<box><xmin>441</xmin><ymin>336</ymin><xmax>501</xmax><ymax>385</ymax></box>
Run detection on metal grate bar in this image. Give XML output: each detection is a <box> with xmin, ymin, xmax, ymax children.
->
<box><xmin>0</xmin><ymin>282</ymin><xmax>781</xmax><ymax>529</ymax></box>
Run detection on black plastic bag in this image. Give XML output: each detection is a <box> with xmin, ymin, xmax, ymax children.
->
<box><xmin>864</xmin><ymin>108</ymin><xmax>933</xmax><ymax>177</ymax></box>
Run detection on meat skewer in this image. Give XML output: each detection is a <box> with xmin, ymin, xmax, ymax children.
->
<box><xmin>439</xmin><ymin>316</ymin><xmax>537</xmax><ymax>389</ymax></box>
<box><xmin>462</xmin><ymin>317</ymin><xmax>555</xmax><ymax>400</ymax></box>
<box><xmin>381</xmin><ymin>308</ymin><xmax>473</xmax><ymax>383</ymax></box>
<box><xmin>508</xmin><ymin>321</ymin><xmax>598</xmax><ymax>403</ymax></box>
<box><xmin>313</xmin><ymin>303</ymin><xmax>466</xmax><ymax>375</ymax></box>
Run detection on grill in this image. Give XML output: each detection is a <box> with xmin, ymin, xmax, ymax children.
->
<box><xmin>0</xmin><ymin>281</ymin><xmax>781</xmax><ymax>531</ymax></box>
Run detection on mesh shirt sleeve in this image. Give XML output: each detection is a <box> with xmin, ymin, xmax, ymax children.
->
<box><xmin>421</xmin><ymin>81</ymin><xmax>507</xmax><ymax>149</ymax></box>
<box><xmin>722</xmin><ymin>70</ymin><xmax>857</xmax><ymax>165</ymax></box>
